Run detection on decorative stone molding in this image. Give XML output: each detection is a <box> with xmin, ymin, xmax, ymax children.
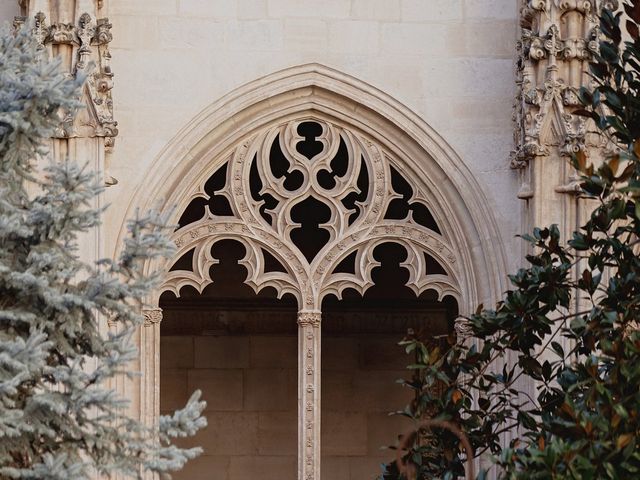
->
<box><xmin>297</xmin><ymin>312</ymin><xmax>321</xmax><ymax>327</ymax></box>
<box><xmin>14</xmin><ymin>10</ymin><xmax>117</xmax><ymax>152</ymax></box>
<box><xmin>453</xmin><ymin>316</ymin><xmax>474</xmax><ymax>341</ymax></box>
<box><xmin>142</xmin><ymin>308</ymin><xmax>163</xmax><ymax>327</ymax></box>
<box><xmin>161</xmin><ymin>118</ymin><xmax>462</xmax><ymax>310</ymax></box>
<box><xmin>511</xmin><ymin>0</ymin><xmax>615</xmax><ymax>170</ymax></box>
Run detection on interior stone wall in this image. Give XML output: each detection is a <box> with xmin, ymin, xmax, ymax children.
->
<box><xmin>161</xmin><ymin>333</ymin><xmax>413</xmax><ymax>480</ymax></box>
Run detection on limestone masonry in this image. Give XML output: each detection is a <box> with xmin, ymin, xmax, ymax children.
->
<box><xmin>1</xmin><ymin>1</ymin><xmax>613</xmax><ymax>479</ymax></box>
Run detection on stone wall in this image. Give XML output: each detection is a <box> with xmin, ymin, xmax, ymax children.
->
<box><xmin>161</xmin><ymin>333</ymin><xmax>413</xmax><ymax>480</ymax></box>
<box><xmin>0</xmin><ymin>2</ymin><xmax>19</xmax><ymax>23</ymax></box>
<box><xmin>97</xmin><ymin>0</ymin><xmax>521</xmax><ymax>273</ymax></box>
<box><xmin>0</xmin><ymin>3</ymin><xmax>521</xmax><ymax>271</ymax></box>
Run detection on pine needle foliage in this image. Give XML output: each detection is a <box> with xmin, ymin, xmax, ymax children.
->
<box><xmin>0</xmin><ymin>24</ymin><xmax>206</xmax><ymax>479</ymax></box>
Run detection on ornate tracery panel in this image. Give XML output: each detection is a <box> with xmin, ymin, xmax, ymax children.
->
<box><xmin>161</xmin><ymin>118</ymin><xmax>462</xmax><ymax>480</ymax></box>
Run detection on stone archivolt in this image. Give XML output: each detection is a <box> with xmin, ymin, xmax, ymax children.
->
<box><xmin>161</xmin><ymin>118</ymin><xmax>462</xmax><ymax>311</ymax></box>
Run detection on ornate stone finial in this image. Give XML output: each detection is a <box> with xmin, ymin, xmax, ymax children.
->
<box><xmin>32</xmin><ymin>11</ymin><xmax>48</xmax><ymax>49</ymax></box>
<box><xmin>142</xmin><ymin>308</ymin><xmax>163</xmax><ymax>327</ymax></box>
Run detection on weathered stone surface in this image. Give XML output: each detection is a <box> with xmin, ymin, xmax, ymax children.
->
<box><xmin>258</xmin><ymin>411</ymin><xmax>297</xmax><ymax>455</ymax></box>
<box><xmin>188</xmin><ymin>369</ymin><xmax>244</xmax><ymax>412</ymax></box>
<box><xmin>249</xmin><ymin>336</ymin><xmax>296</xmax><ymax>368</ymax></box>
<box><xmin>159</xmin><ymin>368</ymin><xmax>189</xmax><ymax>412</ymax></box>
<box><xmin>321</xmin><ymin>411</ymin><xmax>368</xmax><ymax>456</ymax></box>
<box><xmin>229</xmin><ymin>455</ymin><xmax>296</xmax><ymax>480</ymax></box>
<box><xmin>243</xmin><ymin>368</ymin><xmax>296</xmax><ymax>411</ymax></box>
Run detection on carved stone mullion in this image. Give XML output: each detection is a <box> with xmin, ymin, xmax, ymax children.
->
<box><xmin>297</xmin><ymin>311</ymin><xmax>321</xmax><ymax>480</ymax></box>
<box><xmin>233</xmin><ymin>137</ymin><xmax>265</xmax><ymax>228</ymax></box>
<box><xmin>358</xmin><ymin>140</ymin><xmax>389</xmax><ymax>228</ymax></box>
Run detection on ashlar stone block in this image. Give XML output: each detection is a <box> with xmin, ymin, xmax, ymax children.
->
<box><xmin>321</xmin><ymin>411</ymin><xmax>368</xmax><ymax>456</ymax></box>
<box><xmin>159</xmin><ymin>368</ymin><xmax>189</xmax><ymax>413</ymax></box>
<box><xmin>401</xmin><ymin>0</ymin><xmax>463</xmax><ymax>22</ymax></box>
<box><xmin>350</xmin><ymin>0</ymin><xmax>401</xmax><ymax>21</ymax></box>
<box><xmin>249</xmin><ymin>335</ymin><xmax>296</xmax><ymax>368</ymax></box>
<box><xmin>160</xmin><ymin>336</ymin><xmax>194</xmax><ymax>368</ymax></box>
<box><xmin>198</xmin><ymin>412</ymin><xmax>260</xmax><ymax>455</ymax></box>
<box><xmin>187</xmin><ymin>369</ymin><xmax>244</xmax><ymax>412</ymax></box>
<box><xmin>258</xmin><ymin>411</ymin><xmax>297</xmax><ymax>455</ymax></box>
<box><xmin>173</xmin><ymin>455</ymin><xmax>230</xmax><ymax>480</ymax></box>
<box><xmin>243</xmin><ymin>368</ymin><xmax>296</xmax><ymax>411</ymax></box>
<box><xmin>194</xmin><ymin>336</ymin><xmax>250</xmax><ymax>369</ymax></box>
<box><xmin>229</xmin><ymin>456</ymin><xmax>296</xmax><ymax>480</ymax></box>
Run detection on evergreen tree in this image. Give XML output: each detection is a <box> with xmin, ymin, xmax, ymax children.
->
<box><xmin>0</xmin><ymin>23</ymin><xmax>206</xmax><ymax>479</ymax></box>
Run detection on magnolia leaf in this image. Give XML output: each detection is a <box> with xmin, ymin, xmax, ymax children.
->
<box><xmin>617</xmin><ymin>433</ymin><xmax>634</xmax><ymax>450</ymax></box>
<box><xmin>609</xmin><ymin>155</ymin><xmax>620</xmax><ymax>175</ymax></box>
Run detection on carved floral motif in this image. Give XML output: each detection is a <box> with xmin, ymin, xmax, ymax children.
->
<box><xmin>142</xmin><ymin>308</ymin><xmax>163</xmax><ymax>327</ymax></box>
<box><xmin>297</xmin><ymin>312</ymin><xmax>321</xmax><ymax>327</ymax></box>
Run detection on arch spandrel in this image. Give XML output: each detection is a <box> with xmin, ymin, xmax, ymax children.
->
<box><xmin>162</xmin><ymin>117</ymin><xmax>461</xmax><ymax>310</ymax></box>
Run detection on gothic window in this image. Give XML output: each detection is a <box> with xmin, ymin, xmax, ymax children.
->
<box><xmin>160</xmin><ymin>118</ymin><xmax>462</xmax><ymax>479</ymax></box>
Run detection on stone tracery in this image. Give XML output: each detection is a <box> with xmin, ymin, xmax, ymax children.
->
<box><xmin>162</xmin><ymin>118</ymin><xmax>462</xmax><ymax>311</ymax></box>
<box><xmin>161</xmin><ymin>116</ymin><xmax>464</xmax><ymax>480</ymax></box>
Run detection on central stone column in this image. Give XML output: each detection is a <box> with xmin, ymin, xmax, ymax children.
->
<box><xmin>297</xmin><ymin>311</ymin><xmax>321</xmax><ymax>480</ymax></box>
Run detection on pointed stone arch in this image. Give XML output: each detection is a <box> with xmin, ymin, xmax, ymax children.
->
<box><xmin>121</xmin><ymin>63</ymin><xmax>507</xmax><ymax>310</ymax></box>
<box><xmin>118</xmin><ymin>63</ymin><xmax>509</xmax><ymax>480</ymax></box>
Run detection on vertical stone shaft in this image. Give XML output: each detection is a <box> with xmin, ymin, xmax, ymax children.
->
<box><xmin>142</xmin><ymin>308</ymin><xmax>163</xmax><ymax>428</ymax></box>
<box><xmin>298</xmin><ymin>311</ymin><xmax>321</xmax><ymax>480</ymax></box>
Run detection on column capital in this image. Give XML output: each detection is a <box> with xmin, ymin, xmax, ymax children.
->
<box><xmin>142</xmin><ymin>307</ymin><xmax>163</xmax><ymax>327</ymax></box>
<box><xmin>297</xmin><ymin>311</ymin><xmax>321</xmax><ymax>327</ymax></box>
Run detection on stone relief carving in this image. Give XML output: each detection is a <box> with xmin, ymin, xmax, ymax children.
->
<box><xmin>142</xmin><ymin>308</ymin><xmax>163</xmax><ymax>327</ymax></box>
<box><xmin>511</xmin><ymin>0</ymin><xmax>616</xmax><ymax>170</ymax></box>
<box><xmin>161</xmin><ymin>119</ymin><xmax>462</xmax><ymax>310</ymax></box>
<box><xmin>14</xmin><ymin>11</ymin><xmax>117</xmax><ymax>151</ymax></box>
